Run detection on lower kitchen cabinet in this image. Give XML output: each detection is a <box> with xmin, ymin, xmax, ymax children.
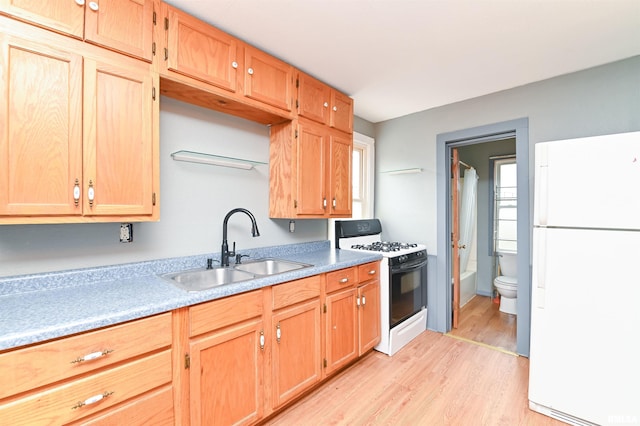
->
<box><xmin>324</xmin><ymin>267</ymin><xmax>359</xmax><ymax>375</ymax></box>
<box><xmin>324</xmin><ymin>262</ymin><xmax>382</xmax><ymax>375</ymax></box>
<box><xmin>0</xmin><ymin>264</ymin><xmax>379</xmax><ymax>426</ymax></box>
<box><xmin>324</xmin><ymin>286</ymin><xmax>358</xmax><ymax>375</ymax></box>
<box><xmin>189</xmin><ymin>318</ymin><xmax>264</xmax><ymax>426</ymax></box>
<box><xmin>187</xmin><ymin>289</ymin><xmax>265</xmax><ymax>426</ymax></box>
<box><xmin>358</xmin><ymin>280</ymin><xmax>381</xmax><ymax>354</ymax></box>
<box><xmin>0</xmin><ymin>313</ymin><xmax>173</xmax><ymax>426</ymax></box>
<box><xmin>271</xmin><ymin>276</ymin><xmax>322</xmax><ymax>409</ymax></box>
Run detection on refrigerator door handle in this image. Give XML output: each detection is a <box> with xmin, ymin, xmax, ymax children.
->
<box><xmin>535</xmin><ymin>144</ymin><xmax>549</xmax><ymax>226</ymax></box>
<box><xmin>534</xmin><ymin>228</ymin><xmax>547</xmax><ymax>309</ymax></box>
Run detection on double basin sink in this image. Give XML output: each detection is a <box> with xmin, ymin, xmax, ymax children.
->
<box><xmin>161</xmin><ymin>258</ymin><xmax>312</xmax><ymax>292</ymax></box>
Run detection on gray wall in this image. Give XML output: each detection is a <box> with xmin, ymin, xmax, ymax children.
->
<box><xmin>0</xmin><ymin>97</ymin><xmax>327</xmax><ymax>277</ymax></box>
<box><xmin>374</xmin><ymin>56</ymin><xmax>640</xmax><ymax>336</ymax></box>
<box><xmin>374</xmin><ymin>56</ymin><xmax>640</xmax><ymax>251</ymax></box>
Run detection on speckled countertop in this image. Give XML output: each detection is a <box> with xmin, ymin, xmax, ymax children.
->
<box><xmin>0</xmin><ymin>241</ymin><xmax>381</xmax><ymax>351</ymax></box>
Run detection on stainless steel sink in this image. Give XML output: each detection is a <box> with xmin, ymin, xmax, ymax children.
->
<box><xmin>234</xmin><ymin>258</ymin><xmax>311</xmax><ymax>276</ymax></box>
<box><xmin>161</xmin><ymin>258</ymin><xmax>312</xmax><ymax>292</ymax></box>
<box><xmin>161</xmin><ymin>267</ymin><xmax>256</xmax><ymax>292</ymax></box>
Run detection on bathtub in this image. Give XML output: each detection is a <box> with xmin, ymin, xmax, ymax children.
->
<box><xmin>459</xmin><ymin>270</ymin><xmax>477</xmax><ymax>307</ymax></box>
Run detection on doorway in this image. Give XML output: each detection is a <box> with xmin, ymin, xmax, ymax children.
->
<box><xmin>449</xmin><ymin>142</ymin><xmax>517</xmax><ymax>353</ymax></box>
<box><xmin>434</xmin><ymin>118</ymin><xmax>531</xmax><ymax>357</ymax></box>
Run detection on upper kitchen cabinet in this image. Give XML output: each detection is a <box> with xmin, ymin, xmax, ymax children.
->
<box><xmin>0</xmin><ymin>0</ymin><xmax>154</xmax><ymax>61</ymax></box>
<box><xmin>0</xmin><ymin>19</ymin><xmax>159</xmax><ymax>223</ymax></box>
<box><xmin>297</xmin><ymin>71</ymin><xmax>353</xmax><ymax>134</ymax></box>
<box><xmin>163</xmin><ymin>4</ymin><xmax>239</xmax><ymax>93</ymax></box>
<box><xmin>269</xmin><ymin>119</ymin><xmax>352</xmax><ymax>219</ymax></box>
<box><xmin>158</xmin><ymin>3</ymin><xmax>293</xmax><ymax>125</ymax></box>
<box><xmin>330</xmin><ymin>90</ymin><xmax>354</xmax><ymax>134</ymax></box>
<box><xmin>243</xmin><ymin>45</ymin><xmax>294</xmax><ymax>112</ymax></box>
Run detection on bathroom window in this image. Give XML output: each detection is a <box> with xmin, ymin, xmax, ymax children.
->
<box><xmin>492</xmin><ymin>157</ymin><xmax>517</xmax><ymax>252</ymax></box>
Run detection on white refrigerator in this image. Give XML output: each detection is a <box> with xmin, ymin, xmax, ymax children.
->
<box><xmin>529</xmin><ymin>131</ymin><xmax>640</xmax><ymax>425</ymax></box>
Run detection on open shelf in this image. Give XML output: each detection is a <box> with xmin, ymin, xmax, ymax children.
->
<box><xmin>170</xmin><ymin>150</ymin><xmax>267</xmax><ymax>170</ymax></box>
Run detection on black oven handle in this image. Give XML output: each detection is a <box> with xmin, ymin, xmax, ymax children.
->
<box><xmin>391</xmin><ymin>258</ymin><xmax>428</xmax><ymax>273</ymax></box>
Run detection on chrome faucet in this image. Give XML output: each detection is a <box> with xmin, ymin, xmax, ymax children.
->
<box><xmin>221</xmin><ymin>208</ymin><xmax>260</xmax><ymax>267</ymax></box>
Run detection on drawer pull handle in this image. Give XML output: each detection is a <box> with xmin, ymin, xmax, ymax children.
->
<box><xmin>339</xmin><ymin>277</ymin><xmax>349</xmax><ymax>283</ymax></box>
<box><xmin>72</xmin><ymin>391</ymin><xmax>114</xmax><ymax>409</ymax></box>
<box><xmin>71</xmin><ymin>349</ymin><xmax>114</xmax><ymax>364</ymax></box>
<box><xmin>368</xmin><ymin>270</ymin><xmax>376</xmax><ymax>275</ymax></box>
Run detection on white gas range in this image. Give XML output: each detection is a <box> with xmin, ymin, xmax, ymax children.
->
<box><xmin>335</xmin><ymin>219</ymin><xmax>428</xmax><ymax>356</ymax></box>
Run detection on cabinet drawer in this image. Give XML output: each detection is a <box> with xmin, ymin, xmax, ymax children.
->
<box><xmin>190</xmin><ymin>289</ymin><xmax>263</xmax><ymax>336</ymax></box>
<box><xmin>0</xmin><ymin>313</ymin><xmax>171</xmax><ymax>400</ymax></box>
<box><xmin>272</xmin><ymin>275</ymin><xmax>321</xmax><ymax>310</ymax></box>
<box><xmin>68</xmin><ymin>386</ymin><xmax>174</xmax><ymax>426</ymax></box>
<box><xmin>326</xmin><ymin>267</ymin><xmax>357</xmax><ymax>293</ymax></box>
<box><xmin>358</xmin><ymin>261</ymin><xmax>380</xmax><ymax>283</ymax></box>
<box><xmin>0</xmin><ymin>350</ymin><xmax>172</xmax><ymax>426</ymax></box>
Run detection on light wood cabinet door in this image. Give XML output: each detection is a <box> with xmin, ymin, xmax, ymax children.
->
<box><xmin>244</xmin><ymin>45</ymin><xmax>293</xmax><ymax>111</ymax></box>
<box><xmin>0</xmin><ymin>34</ymin><xmax>83</xmax><ymax>216</ymax></box>
<box><xmin>84</xmin><ymin>0</ymin><xmax>154</xmax><ymax>61</ymax></box>
<box><xmin>297</xmin><ymin>71</ymin><xmax>331</xmax><ymax>125</ymax></box>
<box><xmin>271</xmin><ymin>298</ymin><xmax>322</xmax><ymax>408</ymax></box>
<box><xmin>358</xmin><ymin>280</ymin><xmax>381</xmax><ymax>354</ymax></box>
<box><xmin>165</xmin><ymin>4</ymin><xmax>239</xmax><ymax>92</ymax></box>
<box><xmin>325</xmin><ymin>287</ymin><xmax>358</xmax><ymax>375</ymax></box>
<box><xmin>0</xmin><ymin>0</ymin><xmax>84</xmax><ymax>38</ymax></box>
<box><xmin>328</xmin><ymin>130</ymin><xmax>352</xmax><ymax>217</ymax></box>
<box><xmin>82</xmin><ymin>56</ymin><xmax>155</xmax><ymax>216</ymax></box>
<box><xmin>330</xmin><ymin>90</ymin><xmax>354</xmax><ymax>133</ymax></box>
<box><xmin>0</xmin><ymin>0</ymin><xmax>153</xmax><ymax>61</ymax></box>
<box><xmin>189</xmin><ymin>318</ymin><xmax>264</xmax><ymax>426</ymax></box>
<box><xmin>296</xmin><ymin>119</ymin><xmax>326</xmax><ymax>216</ymax></box>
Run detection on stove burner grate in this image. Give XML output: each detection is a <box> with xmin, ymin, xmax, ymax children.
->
<box><xmin>350</xmin><ymin>241</ymin><xmax>418</xmax><ymax>252</ymax></box>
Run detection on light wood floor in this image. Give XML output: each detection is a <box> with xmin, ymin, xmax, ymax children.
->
<box><xmin>264</xmin><ymin>330</ymin><xmax>563</xmax><ymax>425</ymax></box>
<box><xmin>449</xmin><ymin>295</ymin><xmax>517</xmax><ymax>353</ymax></box>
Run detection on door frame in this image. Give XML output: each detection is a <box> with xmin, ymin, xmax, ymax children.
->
<box><xmin>435</xmin><ymin>118</ymin><xmax>531</xmax><ymax>356</ymax></box>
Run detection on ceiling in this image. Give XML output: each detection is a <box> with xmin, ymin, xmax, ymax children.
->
<box><xmin>165</xmin><ymin>0</ymin><xmax>640</xmax><ymax>123</ymax></box>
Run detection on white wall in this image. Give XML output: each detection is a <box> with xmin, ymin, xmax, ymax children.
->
<box><xmin>0</xmin><ymin>97</ymin><xmax>327</xmax><ymax>277</ymax></box>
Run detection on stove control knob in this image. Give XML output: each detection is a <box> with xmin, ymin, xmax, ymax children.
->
<box><xmin>398</xmin><ymin>255</ymin><xmax>408</xmax><ymax>263</ymax></box>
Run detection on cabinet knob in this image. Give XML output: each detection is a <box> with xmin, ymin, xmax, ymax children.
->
<box><xmin>323</xmin><ymin>102</ymin><xmax>329</xmax><ymax>108</ymax></box>
<box><xmin>333</xmin><ymin>106</ymin><xmax>338</xmax><ymax>112</ymax></box>
<box><xmin>362</xmin><ymin>295</ymin><xmax>366</xmax><ymax>306</ymax></box>
<box><xmin>88</xmin><ymin>1</ymin><xmax>99</xmax><ymax>11</ymax></box>
<box><xmin>276</xmin><ymin>323</ymin><xmax>281</xmax><ymax>343</ymax></box>
<box><xmin>232</xmin><ymin>61</ymin><xmax>238</xmax><ymax>69</ymax></box>
<box><xmin>339</xmin><ymin>277</ymin><xmax>349</xmax><ymax>284</ymax></box>
<box><xmin>247</xmin><ymin>67</ymin><xmax>254</xmax><ymax>75</ymax></box>
<box><xmin>75</xmin><ymin>0</ymin><xmax>86</xmax><ymax>5</ymax></box>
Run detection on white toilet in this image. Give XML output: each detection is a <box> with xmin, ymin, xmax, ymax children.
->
<box><xmin>494</xmin><ymin>251</ymin><xmax>517</xmax><ymax>315</ymax></box>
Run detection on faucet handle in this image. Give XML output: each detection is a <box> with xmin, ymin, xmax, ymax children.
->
<box><xmin>206</xmin><ymin>258</ymin><xmax>220</xmax><ymax>269</ymax></box>
<box><xmin>235</xmin><ymin>254</ymin><xmax>249</xmax><ymax>264</ymax></box>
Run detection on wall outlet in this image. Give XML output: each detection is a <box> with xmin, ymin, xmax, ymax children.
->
<box><xmin>120</xmin><ymin>223</ymin><xmax>133</xmax><ymax>243</ymax></box>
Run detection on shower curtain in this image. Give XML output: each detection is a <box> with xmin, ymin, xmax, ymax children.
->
<box><xmin>459</xmin><ymin>168</ymin><xmax>478</xmax><ymax>273</ymax></box>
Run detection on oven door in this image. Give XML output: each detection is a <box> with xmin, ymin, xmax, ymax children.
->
<box><xmin>389</xmin><ymin>258</ymin><xmax>428</xmax><ymax>329</ymax></box>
